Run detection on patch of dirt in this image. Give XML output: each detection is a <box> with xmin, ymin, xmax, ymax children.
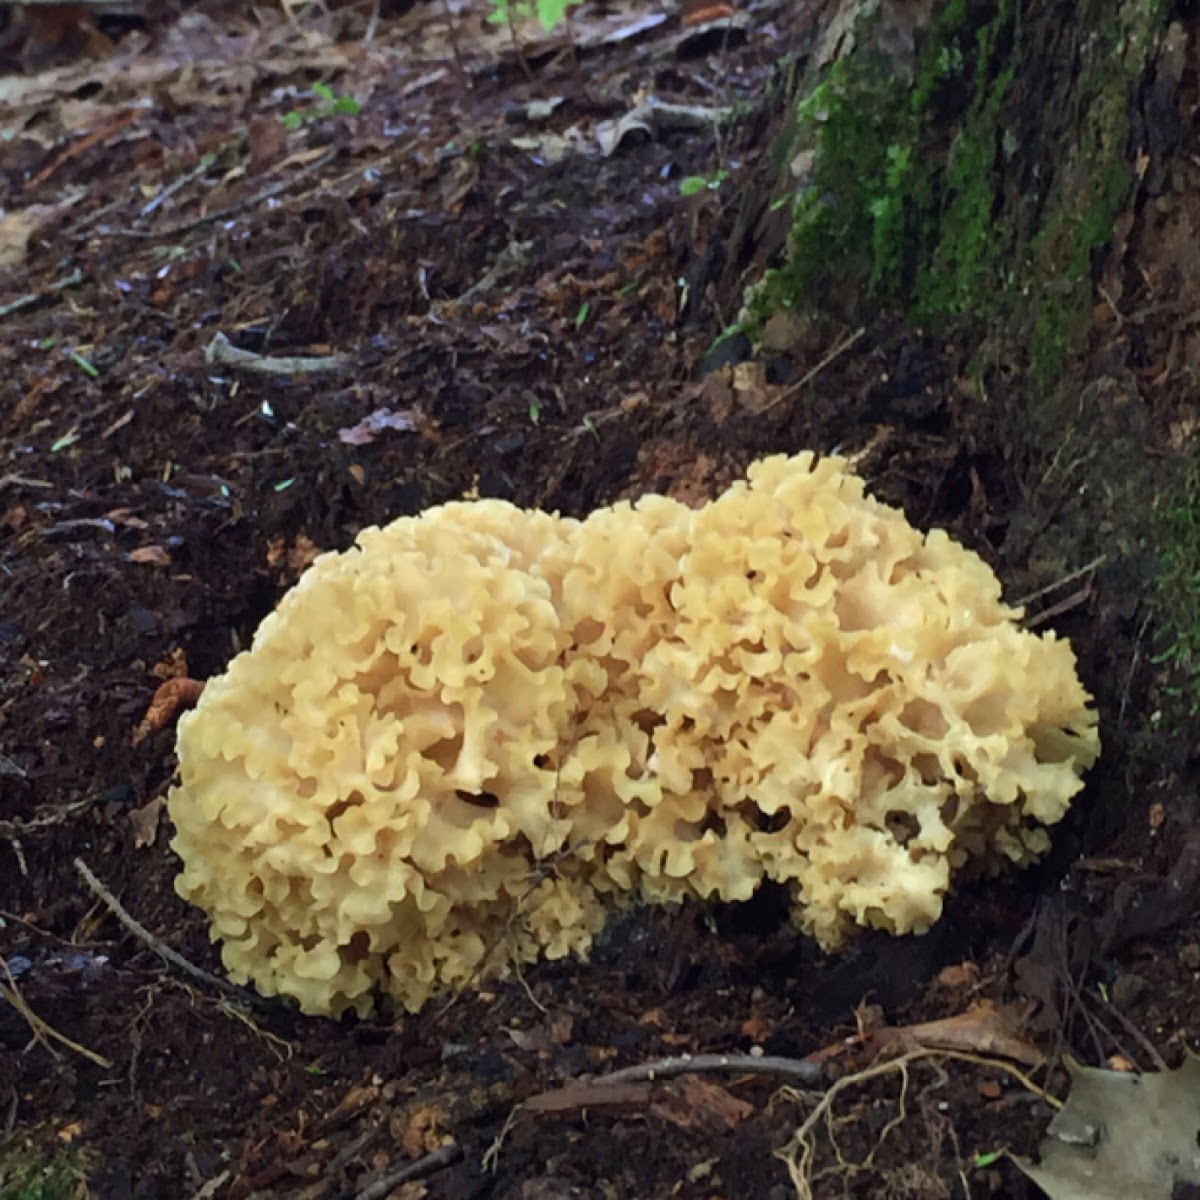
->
<box><xmin>3</xmin><ymin>2</ymin><xmax>1200</xmax><ymax>1198</ymax></box>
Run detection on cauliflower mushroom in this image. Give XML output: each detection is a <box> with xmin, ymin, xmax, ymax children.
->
<box><xmin>168</xmin><ymin>452</ymin><xmax>1099</xmax><ymax>1016</ymax></box>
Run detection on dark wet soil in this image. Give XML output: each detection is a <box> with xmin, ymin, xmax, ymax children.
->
<box><xmin>4</xmin><ymin>2</ymin><xmax>1200</xmax><ymax>1198</ymax></box>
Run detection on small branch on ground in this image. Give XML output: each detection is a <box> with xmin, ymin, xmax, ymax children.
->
<box><xmin>0</xmin><ymin>269</ymin><xmax>86</xmax><ymax>322</ymax></box>
<box><xmin>73</xmin><ymin>857</ymin><xmax>260</xmax><ymax>1006</ymax></box>
<box><xmin>0</xmin><ymin>955</ymin><xmax>112</xmax><ymax>1068</ymax></box>
<box><xmin>595</xmin><ymin>1051</ymin><xmax>825</xmax><ymax>1088</ymax></box>
<box><xmin>100</xmin><ymin>147</ymin><xmax>338</xmax><ymax>240</ymax></box>
<box><xmin>762</xmin><ymin>326</ymin><xmax>866</xmax><ymax>413</ymax></box>
<box><xmin>525</xmin><ymin>1051</ymin><xmax>825</xmax><ymax>1113</ymax></box>
<box><xmin>205</xmin><ymin>332</ymin><xmax>346</xmax><ymax>378</ymax></box>
<box><xmin>351</xmin><ymin>1143</ymin><xmax>462</xmax><ymax>1200</ymax></box>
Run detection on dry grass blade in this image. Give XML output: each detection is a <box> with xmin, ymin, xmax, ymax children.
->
<box><xmin>0</xmin><ymin>954</ymin><xmax>112</xmax><ymax>1068</ymax></box>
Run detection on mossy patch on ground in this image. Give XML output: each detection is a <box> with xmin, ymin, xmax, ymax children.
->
<box><xmin>0</xmin><ymin>1142</ymin><xmax>85</xmax><ymax>1200</ymax></box>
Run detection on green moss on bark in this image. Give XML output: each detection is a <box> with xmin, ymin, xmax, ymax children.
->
<box><xmin>750</xmin><ymin>0</ymin><xmax>1167</xmax><ymax>385</ymax></box>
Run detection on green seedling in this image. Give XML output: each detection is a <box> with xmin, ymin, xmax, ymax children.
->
<box><xmin>488</xmin><ymin>0</ymin><xmax>581</xmax><ymax>33</ymax></box>
<box><xmin>679</xmin><ymin>169</ymin><xmax>728</xmax><ymax>196</ymax></box>
<box><xmin>282</xmin><ymin>82</ymin><xmax>361</xmax><ymax>129</ymax></box>
<box><xmin>69</xmin><ymin>351</ymin><xmax>99</xmax><ymax>379</ymax></box>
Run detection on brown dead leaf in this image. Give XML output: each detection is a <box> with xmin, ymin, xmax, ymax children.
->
<box><xmin>150</xmin><ymin>648</ymin><xmax>188</xmax><ymax>681</ymax></box>
<box><xmin>935</xmin><ymin>962</ymin><xmax>982</xmax><ymax>992</ymax></box>
<box><xmin>1</xmin><ymin>505</ymin><xmax>28</xmax><ymax>532</ymax></box>
<box><xmin>507</xmin><ymin>1025</ymin><xmax>553</xmax><ymax>1053</ymax></box>
<box><xmin>873</xmin><ymin>1001</ymin><xmax>1042</xmax><ymax>1067</ymax></box>
<box><xmin>247</xmin><ymin>114</ymin><xmax>286</xmax><ymax>173</ymax></box>
<box><xmin>391</xmin><ymin>1101</ymin><xmax>451</xmax><ymax>1158</ymax></box>
<box><xmin>740</xmin><ymin>1013</ymin><xmax>770</xmax><ymax>1041</ymax></box>
<box><xmin>439</xmin><ymin>156</ymin><xmax>479</xmax><ymax>213</ymax></box>
<box><xmin>323</xmin><ymin>1083</ymin><xmax>380</xmax><ymax>1131</ymax></box>
<box><xmin>0</xmin><ymin>207</ymin><xmax>54</xmax><ymax>268</ymax></box>
<box><xmin>525</xmin><ymin>1080</ymin><xmax>653</xmax><ymax>1113</ymax></box>
<box><xmin>650</xmin><ymin>1075</ymin><xmax>754</xmax><ymax>1133</ymax></box>
<box><xmin>731</xmin><ymin>359</ymin><xmax>772</xmax><ymax>413</ymax></box>
<box><xmin>288</xmin><ymin>534</ymin><xmax>319</xmax><ymax>574</ymax></box>
<box><xmin>129</xmin><ymin>545</ymin><xmax>172</xmax><ymax>567</ymax></box>
<box><xmin>9</xmin><ymin>377</ymin><xmax>51</xmax><ymax>431</ymax></box>
<box><xmin>129</xmin><ymin>796</ymin><xmax>165</xmax><ymax>849</ymax></box>
<box><xmin>132</xmin><ymin>676</ymin><xmax>205</xmax><ymax>746</ymax></box>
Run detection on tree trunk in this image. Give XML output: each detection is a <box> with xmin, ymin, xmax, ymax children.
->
<box><xmin>726</xmin><ymin>0</ymin><xmax>1174</xmax><ymax>389</ymax></box>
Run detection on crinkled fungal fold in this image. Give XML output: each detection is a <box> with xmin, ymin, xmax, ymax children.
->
<box><xmin>168</xmin><ymin>453</ymin><xmax>1099</xmax><ymax>1016</ymax></box>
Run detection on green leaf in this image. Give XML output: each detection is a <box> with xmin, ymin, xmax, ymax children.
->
<box><xmin>973</xmin><ymin>1150</ymin><xmax>1002</xmax><ymax>1168</ymax></box>
<box><xmin>535</xmin><ymin>0</ymin><xmax>578</xmax><ymax>29</ymax></box>
<box><xmin>281</xmin><ymin>111</ymin><xmax>304</xmax><ymax>130</ymax></box>
<box><xmin>536</xmin><ymin>0</ymin><xmax>566</xmax><ymax>28</ymax></box>
<box><xmin>313</xmin><ymin>82</ymin><xmax>334</xmax><ymax>102</ymax></box>
<box><xmin>69</xmin><ymin>351</ymin><xmax>99</xmax><ymax>378</ymax></box>
<box><xmin>333</xmin><ymin>96</ymin><xmax>360</xmax><ymax>115</ymax></box>
<box><xmin>679</xmin><ymin>176</ymin><xmax>707</xmax><ymax>196</ymax></box>
<box><xmin>575</xmin><ymin>301</ymin><xmax>590</xmax><ymax>328</ymax></box>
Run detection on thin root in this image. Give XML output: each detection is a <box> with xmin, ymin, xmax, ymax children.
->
<box><xmin>777</xmin><ymin>1048</ymin><xmax>1061</xmax><ymax>1200</ymax></box>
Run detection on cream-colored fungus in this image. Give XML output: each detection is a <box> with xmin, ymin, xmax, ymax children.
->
<box><xmin>169</xmin><ymin>453</ymin><xmax>1099</xmax><ymax>1016</ymax></box>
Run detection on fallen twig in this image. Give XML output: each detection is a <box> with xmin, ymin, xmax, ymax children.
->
<box><xmin>1013</xmin><ymin>554</ymin><xmax>1107</xmax><ymax>610</ymax></box>
<box><xmin>205</xmin><ymin>331</ymin><xmax>346</xmax><ymax>377</ymax></box>
<box><xmin>0</xmin><ymin>955</ymin><xmax>112</xmax><ymax>1068</ymax></box>
<box><xmin>100</xmin><ymin>148</ymin><xmax>338</xmax><ymax>240</ymax></box>
<box><xmin>526</xmin><ymin>1050</ymin><xmax>825</xmax><ymax>1113</ymax></box>
<box><xmin>0</xmin><ymin>795</ymin><xmax>99</xmax><ymax>839</ymax></box>
<box><xmin>0</xmin><ymin>269</ymin><xmax>86</xmax><ymax>322</ymax></box>
<box><xmin>596</xmin><ymin>1050</ymin><xmax>824</xmax><ymax>1087</ymax></box>
<box><xmin>27</xmin><ymin>108</ymin><xmax>143</xmax><ymax>190</ymax></box>
<box><xmin>762</xmin><ymin>327</ymin><xmax>866</xmax><ymax>413</ymax></box>
<box><xmin>351</xmin><ymin>1143</ymin><xmax>461</xmax><ymax>1200</ymax></box>
<box><xmin>1025</xmin><ymin>585</ymin><xmax>1092</xmax><ymax>629</ymax></box>
<box><xmin>73</xmin><ymin>858</ymin><xmax>259</xmax><ymax>1006</ymax></box>
<box><xmin>141</xmin><ymin>149</ymin><xmax>221</xmax><ymax>219</ymax></box>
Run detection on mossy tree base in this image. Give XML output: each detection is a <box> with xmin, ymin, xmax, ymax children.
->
<box><xmin>749</xmin><ymin>0</ymin><xmax>1169</xmax><ymax>387</ymax></box>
